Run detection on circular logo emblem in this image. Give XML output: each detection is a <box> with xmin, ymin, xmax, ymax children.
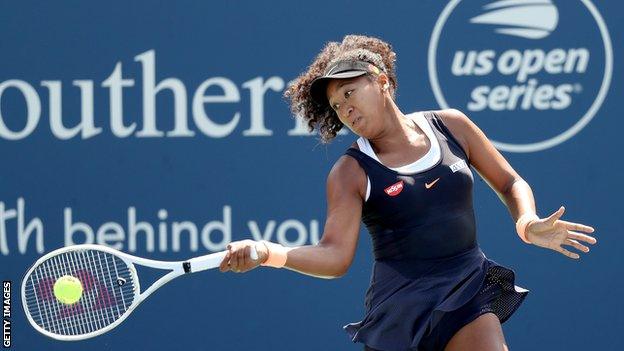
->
<box><xmin>428</xmin><ymin>0</ymin><xmax>613</xmax><ymax>152</ymax></box>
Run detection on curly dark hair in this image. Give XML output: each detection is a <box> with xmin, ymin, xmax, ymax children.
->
<box><xmin>284</xmin><ymin>35</ymin><xmax>398</xmax><ymax>143</ymax></box>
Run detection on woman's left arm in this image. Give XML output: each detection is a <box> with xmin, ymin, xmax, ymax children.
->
<box><xmin>438</xmin><ymin>109</ymin><xmax>597</xmax><ymax>259</ymax></box>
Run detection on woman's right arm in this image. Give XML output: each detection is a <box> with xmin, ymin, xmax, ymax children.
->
<box><xmin>220</xmin><ymin>154</ymin><xmax>367</xmax><ymax>279</ymax></box>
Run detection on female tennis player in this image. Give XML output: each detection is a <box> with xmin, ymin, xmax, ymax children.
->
<box><xmin>219</xmin><ymin>35</ymin><xmax>597</xmax><ymax>351</ymax></box>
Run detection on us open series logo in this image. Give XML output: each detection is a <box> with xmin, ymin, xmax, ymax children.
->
<box><xmin>428</xmin><ymin>0</ymin><xmax>613</xmax><ymax>152</ymax></box>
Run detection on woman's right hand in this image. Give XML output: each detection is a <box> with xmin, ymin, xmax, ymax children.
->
<box><xmin>219</xmin><ymin>240</ymin><xmax>269</xmax><ymax>273</ymax></box>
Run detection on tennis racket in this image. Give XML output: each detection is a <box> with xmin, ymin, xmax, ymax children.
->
<box><xmin>21</xmin><ymin>244</ymin><xmax>257</xmax><ymax>341</ymax></box>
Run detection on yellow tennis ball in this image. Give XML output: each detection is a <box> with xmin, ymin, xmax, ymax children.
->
<box><xmin>53</xmin><ymin>275</ymin><xmax>83</xmax><ymax>305</ymax></box>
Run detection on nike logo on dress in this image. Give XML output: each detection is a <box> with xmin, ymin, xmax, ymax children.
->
<box><xmin>425</xmin><ymin>178</ymin><xmax>440</xmax><ymax>189</ymax></box>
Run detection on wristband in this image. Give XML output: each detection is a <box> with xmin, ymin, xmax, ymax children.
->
<box><xmin>516</xmin><ymin>213</ymin><xmax>539</xmax><ymax>244</ymax></box>
<box><xmin>260</xmin><ymin>241</ymin><xmax>292</xmax><ymax>268</ymax></box>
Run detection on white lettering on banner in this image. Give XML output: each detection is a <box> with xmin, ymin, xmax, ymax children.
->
<box><xmin>0</xmin><ymin>50</ymin><xmax>318</xmax><ymax>140</ymax></box>
<box><xmin>0</xmin><ymin>198</ymin><xmax>44</xmax><ymax>255</ymax></box>
<box><xmin>277</xmin><ymin>220</ymin><xmax>309</xmax><ymax>247</ymax></box>
<box><xmin>134</xmin><ymin>50</ymin><xmax>191</xmax><ymax>138</ymax></box>
<box><xmin>309</xmin><ymin>220</ymin><xmax>320</xmax><ymax>244</ymax></box>
<box><xmin>64</xmin><ymin>206</ymin><xmax>232</xmax><ymax>252</ymax></box>
<box><xmin>248</xmin><ymin>220</ymin><xmax>276</xmax><ymax>241</ymax></box>
<box><xmin>127</xmin><ymin>207</ymin><xmax>156</xmax><ymax>252</ymax></box>
<box><xmin>158</xmin><ymin>209</ymin><xmax>168</xmax><ymax>251</ymax></box>
<box><xmin>242</xmin><ymin>77</ymin><xmax>284</xmax><ymax>136</ymax></box>
<box><xmin>247</xmin><ymin>219</ymin><xmax>320</xmax><ymax>246</ymax></box>
<box><xmin>467</xmin><ymin>79</ymin><xmax>575</xmax><ymax>112</ymax></box>
<box><xmin>200</xmin><ymin>206</ymin><xmax>232</xmax><ymax>251</ymax></box>
<box><xmin>0</xmin><ymin>80</ymin><xmax>41</xmax><ymax>140</ymax></box>
<box><xmin>96</xmin><ymin>222</ymin><xmax>125</xmax><ymax>250</ymax></box>
<box><xmin>0</xmin><ymin>198</ymin><xmax>321</xmax><ymax>255</ymax></box>
<box><xmin>449</xmin><ymin>48</ymin><xmax>589</xmax><ymax>112</ymax></box>
<box><xmin>192</xmin><ymin>77</ymin><xmax>241</xmax><ymax>138</ymax></box>
<box><xmin>452</xmin><ymin>48</ymin><xmax>589</xmax><ymax>82</ymax></box>
<box><xmin>42</xmin><ymin>80</ymin><xmax>102</xmax><ymax>139</ymax></box>
<box><xmin>248</xmin><ymin>219</ymin><xmax>320</xmax><ymax>246</ymax></box>
<box><xmin>171</xmin><ymin>222</ymin><xmax>198</xmax><ymax>252</ymax></box>
<box><xmin>59</xmin><ymin>203</ymin><xmax>321</xmax><ymax>254</ymax></box>
<box><xmin>102</xmin><ymin>62</ymin><xmax>137</xmax><ymax>137</ymax></box>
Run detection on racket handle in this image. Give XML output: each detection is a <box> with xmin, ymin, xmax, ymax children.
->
<box><xmin>186</xmin><ymin>251</ymin><xmax>228</xmax><ymax>272</ymax></box>
<box><xmin>187</xmin><ymin>245</ymin><xmax>259</xmax><ymax>273</ymax></box>
<box><xmin>250</xmin><ymin>245</ymin><xmax>259</xmax><ymax>261</ymax></box>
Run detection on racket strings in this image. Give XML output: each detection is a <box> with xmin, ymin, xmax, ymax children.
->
<box><xmin>27</xmin><ymin>253</ymin><xmax>98</xmax><ymax>334</ymax></box>
<box><xmin>52</xmin><ymin>251</ymin><xmax>134</xmax><ymax>334</ymax></box>
<box><xmin>26</xmin><ymin>251</ymin><xmax>136</xmax><ymax>335</ymax></box>
<box><xmin>23</xmin><ymin>249</ymin><xmax>137</xmax><ymax>336</ymax></box>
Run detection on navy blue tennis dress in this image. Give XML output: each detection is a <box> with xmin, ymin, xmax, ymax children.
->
<box><xmin>343</xmin><ymin>111</ymin><xmax>528</xmax><ymax>351</ymax></box>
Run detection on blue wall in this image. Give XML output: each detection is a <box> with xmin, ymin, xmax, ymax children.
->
<box><xmin>1</xmin><ymin>1</ymin><xmax>622</xmax><ymax>350</ymax></box>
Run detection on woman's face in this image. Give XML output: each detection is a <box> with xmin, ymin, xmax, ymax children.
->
<box><xmin>326</xmin><ymin>75</ymin><xmax>386</xmax><ymax>138</ymax></box>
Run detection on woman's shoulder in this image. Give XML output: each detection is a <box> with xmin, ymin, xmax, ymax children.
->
<box><xmin>405</xmin><ymin>108</ymin><xmax>469</xmax><ymax>135</ymax></box>
<box><xmin>427</xmin><ymin>109</ymin><xmax>472</xmax><ymax>157</ymax></box>
<box><xmin>336</xmin><ymin>140</ymin><xmax>365</xmax><ymax>174</ymax></box>
<box><xmin>414</xmin><ymin>108</ymin><xmax>469</xmax><ymax>122</ymax></box>
<box><xmin>328</xmin><ymin>150</ymin><xmax>367</xmax><ymax>200</ymax></box>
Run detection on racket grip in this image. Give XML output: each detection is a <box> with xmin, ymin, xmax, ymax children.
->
<box><xmin>187</xmin><ymin>251</ymin><xmax>228</xmax><ymax>272</ymax></box>
<box><xmin>250</xmin><ymin>245</ymin><xmax>259</xmax><ymax>261</ymax></box>
<box><xmin>187</xmin><ymin>245</ymin><xmax>259</xmax><ymax>273</ymax></box>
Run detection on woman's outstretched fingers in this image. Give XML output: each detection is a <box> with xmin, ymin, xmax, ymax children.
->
<box><xmin>567</xmin><ymin>230</ymin><xmax>597</xmax><ymax>244</ymax></box>
<box><xmin>561</xmin><ymin>220</ymin><xmax>595</xmax><ymax>233</ymax></box>
<box><xmin>564</xmin><ymin>239</ymin><xmax>589</xmax><ymax>253</ymax></box>
<box><xmin>557</xmin><ymin>246</ymin><xmax>580</xmax><ymax>259</ymax></box>
<box><xmin>546</xmin><ymin>206</ymin><xmax>565</xmax><ymax>224</ymax></box>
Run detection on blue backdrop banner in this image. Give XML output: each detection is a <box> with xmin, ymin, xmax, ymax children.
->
<box><xmin>1</xmin><ymin>1</ymin><xmax>621</xmax><ymax>350</ymax></box>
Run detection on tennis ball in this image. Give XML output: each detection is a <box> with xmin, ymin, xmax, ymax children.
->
<box><xmin>53</xmin><ymin>275</ymin><xmax>83</xmax><ymax>305</ymax></box>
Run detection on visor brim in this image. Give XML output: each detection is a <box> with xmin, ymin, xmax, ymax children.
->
<box><xmin>309</xmin><ymin>70</ymin><xmax>368</xmax><ymax>106</ymax></box>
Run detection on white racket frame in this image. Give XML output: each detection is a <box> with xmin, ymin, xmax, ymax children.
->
<box><xmin>21</xmin><ymin>244</ymin><xmax>256</xmax><ymax>341</ymax></box>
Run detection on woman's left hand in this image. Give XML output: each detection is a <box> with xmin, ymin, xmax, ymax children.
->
<box><xmin>525</xmin><ymin>206</ymin><xmax>597</xmax><ymax>259</ymax></box>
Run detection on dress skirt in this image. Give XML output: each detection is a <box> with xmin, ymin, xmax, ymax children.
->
<box><xmin>344</xmin><ymin>245</ymin><xmax>528</xmax><ymax>351</ymax></box>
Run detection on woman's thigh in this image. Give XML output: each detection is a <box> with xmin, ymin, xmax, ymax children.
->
<box><xmin>362</xmin><ymin>313</ymin><xmax>507</xmax><ymax>351</ymax></box>
<box><xmin>444</xmin><ymin>312</ymin><xmax>508</xmax><ymax>351</ymax></box>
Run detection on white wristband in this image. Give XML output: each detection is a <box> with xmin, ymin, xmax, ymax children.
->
<box><xmin>260</xmin><ymin>241</ymin><xmax>292</xmax><ymax>268</ymax></box>
<box><xmin>516</xmin><ymin>213</ymin><xmax>539</xmax><ymax>244</ymax></box>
